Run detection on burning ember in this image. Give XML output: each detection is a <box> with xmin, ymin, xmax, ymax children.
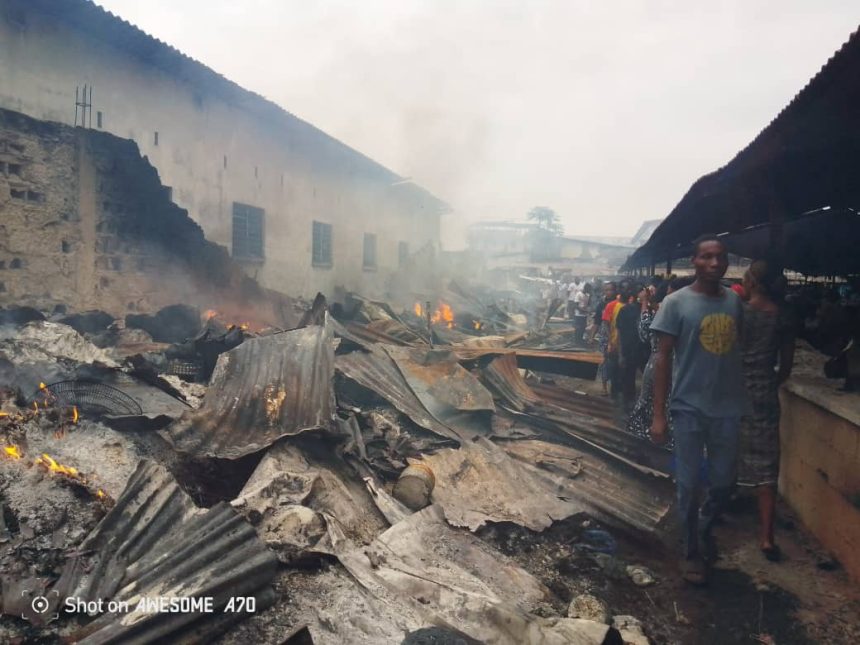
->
<box><xmin>3</xmin><ymin>445</ymin><xmax>22</xmax><ymax>459</ymax></box>
<box><xmin>36</xmin><ymin>452</ymin><xmax>79</xmax><ymax>477</ymax></box>
<box><xmin>204</xmin><ymin>309</ymin><xmax>219</xmax><ymax>321</ymax></box>
<box><xmin>415</xmin><ymin>302</ymin><xmax>455</xmax><ymax>328</ymax></box>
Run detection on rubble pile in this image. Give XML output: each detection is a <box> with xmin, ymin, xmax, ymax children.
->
<box><xmin>0</xmin><ymin>294</ymin><xmax>674</xmax><ymax>644</ymax></box>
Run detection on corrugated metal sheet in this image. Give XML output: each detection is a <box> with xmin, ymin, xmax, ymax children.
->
<box><xmin>502</xmin><ymin>440</ymin><xmax>673</xmax><ymax>537</ymax></box>
<box><xmin>452</xmin><ymin>347</ymin><xmax>602</xmax><ymax>380</ymax></box>
<box><xmin>382</xmin><ymin>346</ymin><xmax>495</xmax><ymax>423</ymax></box>
<box><xmin>478</xmin><ymin>353</ymin><xmax>541</xmax><ymax>411</ymax></box>
<box><xmin>55</xmin><ymin>460</ymin><xmax>278</xmax><ymax>644</ymax></box>
<box><xmin>335</xmin><ymin>347</ymin><xmax>465</xmax><ymax>443</ymax></box>
<box><xmin>624</xmin><ymin>28</ymin><xmax>860</xmax><ymax>271</ymax></box>
<box><xmin>333</xmin><ymin>319</ymin><xmax>422</xmax><ymax>348</ymax></box>
<box><xmin>161</xmin><ymin>321</ymin><xmax>334</xmax><ymax>459</ymax></box>
<box><xmin>520</xmin><ymin>384</ymin><xmax>672</xmax><ymax>476</ymax></box>
<box><xmin>422</xmin><ymin>438</ymin><xmax>672</xmax><ymax>537</ymax></box>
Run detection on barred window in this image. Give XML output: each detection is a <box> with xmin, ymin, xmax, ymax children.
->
<box><xmin>363</xmin><ymin>233</ymin><xmax>377</xmax><ymax>269</ymax></box>
<box><xmin>232</xmin><ymin>202</ymin><xmax>264</xmax><ymax>260</ymax></box>
<box><xmin>312</xmin><ymin>221</ymin><xmax>333</xmax><ymax>266</ymax></box>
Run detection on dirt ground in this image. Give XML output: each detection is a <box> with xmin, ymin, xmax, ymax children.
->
<box><xmin>479</xmin><ymin>495</ymin><xmax>860</xmax><ymax>645</ymax></box>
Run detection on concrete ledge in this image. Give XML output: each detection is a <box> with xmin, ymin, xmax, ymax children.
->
<box><xmin>779</xmin><ymin>383</ymin><xmax>860</xmax><ymax>582</ymax></box>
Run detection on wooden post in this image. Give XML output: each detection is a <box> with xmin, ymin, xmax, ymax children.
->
<box><xmin>425</xmin><ymin>300</ymin><xmax>433</xmax><ymax>347</ymax></box>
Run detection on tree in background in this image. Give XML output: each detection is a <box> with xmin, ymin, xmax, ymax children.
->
<box><xmin>527</xmin><ymin>206</ymin><xmax>564</xmax><ymax>236</ymax></box>
<box><xmin>526</xmin><ymin>206</ymin><xmax>563</xmax><ymax>260</ymax></box>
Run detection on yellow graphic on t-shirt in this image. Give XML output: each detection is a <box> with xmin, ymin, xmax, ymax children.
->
<box><xmin>698</xmin><ymin>313</ymin><xmax>737</xmax><ymax>355</ymax></box>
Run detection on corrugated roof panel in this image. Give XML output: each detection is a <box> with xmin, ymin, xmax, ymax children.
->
<box><xmin>54</xmin><ymin>460</ymin><xmax>278</xmax><ymax>643</ymax></box>
<box><xmin>335</xmin><ymin>347</ymin><xmax>464</xmax><ymax>443</ymax></box>
<box><xmin>161</xmin><ymin>321</ymin><xmax>335</xmax><ymax>459</ymax></box>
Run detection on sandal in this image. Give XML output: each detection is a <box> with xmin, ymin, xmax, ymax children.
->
<box><xmin>681</xmin><ymin>557</ymin><xmax>708</xmax><ymax>586</ymax></box>
<box><xmin>761</xmin><ymin>544</ymin><xmax>782</xmax><ymax>562</ymax></box>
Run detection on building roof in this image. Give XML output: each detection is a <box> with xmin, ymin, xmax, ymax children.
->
<box><xmin>625</xmin><ymin>27</ymin><xmax>860</xmax><ymax>273</ymax></box>
<box><xmin>16</xmin><ymin>0</ymin><xmax>450</xmax><ymax>214</ymax></box>
<box><xmin>629</xmin><ymin>219</ymin><xmax>663</xmax><ymax>246</ymax></box>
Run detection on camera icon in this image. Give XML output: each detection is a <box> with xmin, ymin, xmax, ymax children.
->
<box><xmin>31</xmin><ymin>595</ymin><xmax>50</xmax><ymax>614</ymax></box>
<box><xmin>20</xmin><ymin>589</ymin><xmax>60</xmax><ymax>623</ymax></box>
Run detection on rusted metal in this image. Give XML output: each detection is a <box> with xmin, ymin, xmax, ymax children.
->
<box><xmin>452</xmin><ymin>346</ymin><xmax>602</xmax><ymax>380</ymax></box>
<box><xmin>55</xmin><ymin>460</ymin><xmax>278</xmax><ymax>644</ymax></box>
<box><xmin>335</xmin><ymin>347</ymin><xmax>464</xmax><ymax>443</ymax></box>
<box><xmin>477</xmin><ymin>353</ymin><xmax>541</xmax><ymax>411</ymax></box>
<box><xmin>383</xmin><ymin>346</ymin><xmax>496</xmax><ymax>424</ymax></box>
<box><xmin>161</xmin><ymin>319</ymin><xmax>334</xmax><ymax>459</ymax></box>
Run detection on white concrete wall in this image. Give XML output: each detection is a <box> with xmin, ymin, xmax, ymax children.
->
<box><xmin>0</xmin><ymin>4</ymin><xmax>440</xmax><ymax>299</ymax></box>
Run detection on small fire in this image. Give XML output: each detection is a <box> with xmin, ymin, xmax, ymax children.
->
<box><xmin>203</xmin><ymin>309</ymin><xmax>219</xmax><ymax>321</ymax></box>
<box><xmin>415</xmin><ymin>302</ymin><xmax>455</xmax><ymax>328</ymax></box>
<box><xmin>72</xmin><ymin>406</ymin><xmax>79</xmax><ymax>424</ymax></box>
<box><xmin>431</xmin><ymin>303</ymin><xmax>455</xmax><ymax>329</ymax></box>
<box><xmin>473</xmin><ymin>320</ymin><xmax>483</xmax><ymax>330</ymax></box>
<box><xmin>96</xmin><ymin>489</ymin><xmax>106</xmax><ymax>499</ymax></box>
<box><xmin>36</xmin><ymin>453</ymin><xmax>79</xmax><ymax>477</ymax></box>
<box><xmin>3</xmin><ymin>445</ymin><xmax>22</xmax><ymax>459</ymax></box>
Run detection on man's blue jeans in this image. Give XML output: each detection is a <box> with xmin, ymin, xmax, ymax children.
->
<box><xmin>671</xmin><ymin>409</ymin><xmax>740</xmax><ymax>559</ymax></box>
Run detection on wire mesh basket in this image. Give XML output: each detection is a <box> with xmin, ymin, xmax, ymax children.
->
<box><xmin>166</xmin><ymin>359</ymin><xmax>203</xmax><ymax>381</ymax></box>
<box><xmin>36</xmin><ymin>380</ymin><xmax>143</xmax><ymax>416</ymax></box>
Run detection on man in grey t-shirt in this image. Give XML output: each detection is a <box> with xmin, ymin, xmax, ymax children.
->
<box><xmin>650</xmin><ymin>234</ymin><xmax>748</xmax><ymax>585</ymax></box>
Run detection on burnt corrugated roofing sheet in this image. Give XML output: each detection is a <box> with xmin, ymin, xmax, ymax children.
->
<box><xmin>161</xmin><ymin>321</ymin><xmax>334</xmax><ymax>459</ymax></box>
<box><xmin>55</xmin><ymin>460</ymin><xmax>278</xmax><ymax>644</ymax></box>
<box><xmin>335</xmin><ymin>347</ymin><xmax>465</xmax><ymax>443</ymax></box>
<box><xmin>478</xmin><ymin>353</ymin><xmax>541</xmax><ymax>411</ymax></box>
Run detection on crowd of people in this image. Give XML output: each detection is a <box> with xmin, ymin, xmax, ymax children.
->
<box><xmin>559</xmin><ymin>237</ymin><xmax>820</xmax><ymax>586</ymax></box>
<box><xmin>534</xmin><ymin>244</ymin><xmax>859</xmax><ymax>585</ymax></box>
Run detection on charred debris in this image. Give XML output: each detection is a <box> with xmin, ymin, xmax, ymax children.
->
<box><xmin>0</xmin><ymin>290</ymin><xmax>672</xmax><ymax>644</ymax></box>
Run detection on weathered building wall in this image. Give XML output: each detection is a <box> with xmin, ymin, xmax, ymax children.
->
<box><xmin>779</xmin><ymin>383</ymin><xmax>860</xmax><ymax>582</ymax></box>
<box><xmin>0</xmin><ymin>107</ymin><xmax>284</xmax><ymax>321</ymax></box>
<box><xmin>0</xmin><ymin>0</ymin><xmax>443</xmax><ymax>300</ymax></box>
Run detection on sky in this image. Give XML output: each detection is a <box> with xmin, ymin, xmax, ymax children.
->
<box><xmin>96</xmin><ymin>0</ymin><xmax>859</xmax><ymax>246</ymax></box>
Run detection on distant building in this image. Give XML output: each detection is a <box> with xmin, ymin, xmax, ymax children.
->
<box><xmin>0</xmin><ymin>0</ymin><xmax>447</xmax><ymax>300</ymax></box>
<box><xmin>467</xmin><ymin>220</ymin><xmax>634</xmax><ymax>287</ymax></box>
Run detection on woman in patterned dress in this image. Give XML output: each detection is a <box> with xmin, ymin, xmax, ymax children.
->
<box><xmin>737</xmin><ymin>261</ymin><xmax>795</xmax><ymax>561</ymax></box>
<box><xmin>626</xmin><ymin>276</ymin><xmax>694</xmax><ymax>449</ymax></box>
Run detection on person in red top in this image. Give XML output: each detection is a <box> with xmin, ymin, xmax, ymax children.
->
<box><xmin>598</xmin><ymin>282</ymin><xmax>623</xmax><ymax>398</ymax></box>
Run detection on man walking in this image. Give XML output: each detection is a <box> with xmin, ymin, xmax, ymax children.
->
<box><xmin>650</xmin><ymin>234</ymin><xmax>748</xmax><ymax>585</ymax></box>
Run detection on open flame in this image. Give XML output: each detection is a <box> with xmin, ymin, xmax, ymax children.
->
<box><xmin>415</xmin><ymin>302</ymin><xmax>455</xmax><ymax>328</ymax></box>
<box><xmin>431</xmin><ymin>303</ymin><xmax>454</xmax><ymax>328</ymax></box>
<box><xmin>3</xmin><ymin>445</ymin><xmax>22</xmax><ymax>459</ymax></box>
<box><xmin>72</xmin><ymin>406</ymin><xmax>79</xmax><ymax>424</ymax></box>
<box><xmin>473</xmin><ymin>320</ymin><xmax>483</xmax><ymax>330</ymax></box>
<box><xmin>36</xmin><ymin>453</ymin><xmax>79</xmax><ymax>477</ymax></box>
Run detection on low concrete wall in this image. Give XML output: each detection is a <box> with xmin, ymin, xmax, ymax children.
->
<box><xmin>779</xmin><ymin>380</ymin><xmax>860</xmax><ymax>581</ymax></box>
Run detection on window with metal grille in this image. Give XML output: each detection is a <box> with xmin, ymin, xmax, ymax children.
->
<box><xmin>232</xmin><ymin>202</ymin><xmax>264</xmax><ymax>260</ymax></box>
<box><xmin>363</xmin><ymin>233</ymin><xmax>377</xmax><ymax>269</ymax></box>
<box><xmin>312</xmin><ymin>221</ymin><xmax>332</xmax><ymax>266</ymax></box>
<box><xmin>398</xmin><ymin>241</ymin><xmax>409</xmax><ymax>267</ymax></box>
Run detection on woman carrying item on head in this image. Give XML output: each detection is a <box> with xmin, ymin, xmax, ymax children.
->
<box><xmin>737</xmin><ymin>260</ymin><xmax>795</xmax><ymax>562</ymax></box>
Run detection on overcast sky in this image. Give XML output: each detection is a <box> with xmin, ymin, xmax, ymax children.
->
<box><xmin>97</xmin><ymin>0</ymin><xmax>858</xmax><ymax>245</ymax></box>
